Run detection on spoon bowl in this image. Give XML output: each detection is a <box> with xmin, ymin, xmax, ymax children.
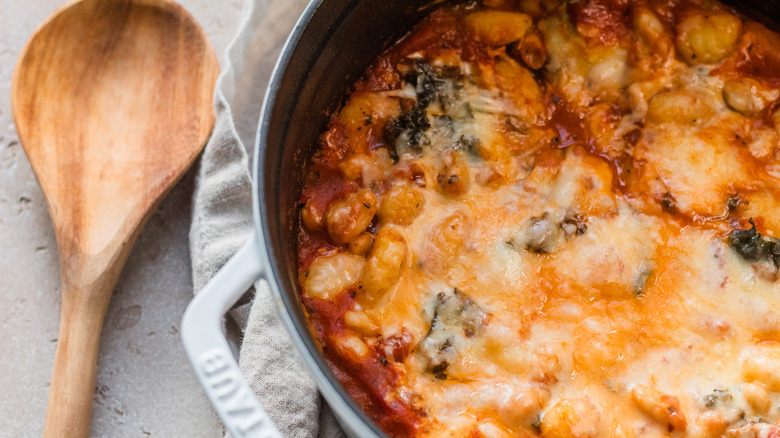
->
<box><xmin>11</xmin><ymin>0</ymin><xmax>218</xmax><ymax>436</ymax></box>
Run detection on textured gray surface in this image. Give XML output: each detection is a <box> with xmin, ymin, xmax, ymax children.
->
<box><xmin>0</xmin><ymin>1</ymin><xmax>243</xmax><ymax>436</ymax></box>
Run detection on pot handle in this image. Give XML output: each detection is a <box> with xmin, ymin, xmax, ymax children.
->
<box><xmin>181</xmin><ymin>233</ymin><xmax>283</xmax><ymax>438</ymax></box>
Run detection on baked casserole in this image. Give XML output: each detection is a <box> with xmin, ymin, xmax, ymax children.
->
<box><xmin>296</xmin><ymin>0</ymin><xmax>780</xmax><ymax>436</ymax></box>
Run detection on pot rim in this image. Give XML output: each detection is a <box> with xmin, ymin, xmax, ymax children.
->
<box><xmin>251</xmin><ymin>0</ymin><xmax>386</xmax><ymax>436</ymax></box>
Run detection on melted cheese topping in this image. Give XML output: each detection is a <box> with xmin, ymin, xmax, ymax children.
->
<box><xmin>296</xmin><ymin>2</ymin><xmax>780</xmax><ymax>437</ymax></box>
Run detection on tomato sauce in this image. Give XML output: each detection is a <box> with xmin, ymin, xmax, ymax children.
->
<box><xmin>304</xmin><ymin>292</ymin><xmax>420</xmax><ymax>436</ymax></box>
<box><xmin>567</xmin><ymin>0</ymin><xmax>631</xmax><ymax>45</ymax></box>
<box><xmin>729</xmin><ymin>22</ymin><xmax>780</xmax><ymax>87</ymax></box>
<box><xmin>384</xmin><ymin>6</ymin><xmax>491</xmax><ymax>67</ymax></box>
<box><xmin>297</xmin><ymin>163</ymin><xmax>355</xmax><ymax>270</ymax></box>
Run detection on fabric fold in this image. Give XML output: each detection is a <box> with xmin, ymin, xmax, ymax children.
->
<box><xmin>189</xmin><ymin>0</ymin><xmax>344</xmax><ymax>436</ymax></box>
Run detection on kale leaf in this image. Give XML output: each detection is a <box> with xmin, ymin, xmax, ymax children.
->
<box><xmin>383</xmin><ymin>62</ymin><xmax>448</xmax><ymax>155</ymax></box>
<box><xmin>728</xmin><ymin>219</ymin><xmax>780</xmax><ymax>267</ymax></box>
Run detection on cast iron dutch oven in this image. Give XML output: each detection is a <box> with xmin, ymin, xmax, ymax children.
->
<box><xmin>180</xmin><ymin>1</ymin><xmax>780</xmax><ymax>437</ymax></box>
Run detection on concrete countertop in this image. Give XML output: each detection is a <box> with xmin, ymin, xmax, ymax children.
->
<box><xmin>0</xmin><ymin>1</ymin><xmax>244</xmax><ymax>436</ymax></box>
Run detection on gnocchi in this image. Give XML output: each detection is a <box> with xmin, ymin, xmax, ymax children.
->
<box><xmin>378</xmin><ymin>185</ymin><xmax>425</xmax><ymax>225</ymax></box>
<box><xmin>742</xmin><ymin>344</ymin><xmax>780</xmax><ymax>392</ymax></box>
<box><xmin>325</xmin><ymin>190</ymin><xmax>377</xmax><ymax>245</ymax></box>
<box><xmin>630</xmin><ymin>384</ymin><xmax>687</xmax><ymax>432</ymax></box>
<box><xmin>436</xmin><ymin>154</ymin><xmax>471</xmax><ymax>197</ymax></box>
<box><xmin>540</xmin><ymin>398</ymin><xmax>601</xmax><ymax>438</ymax></box>
<box><xmin>646</xmin><ymin>90</ymin><xmax>714</xmax><ymax>125</ymax></box>
<box><xmin>675</xmin><ymin>11</ymin><xmax>742</xmax><ymax>65</ymax></box>
<box><xmin>723</xmin><ymin>78</ymin><xmax>779</xmax><ymax>115</ymax></box>
<box><xmin>360</xmin><ymin>227</ymin><xmax>407</xmax><ymax>302</ymax></box>
<box><xmin>463</xmin><ymin>10</ymin><xmax>533</xmax><ymax>46</ymax></box>
<box><xmin>304</xmin><ymin>253</ymin><xmax>365</xmax><ymax>299</ymax></box>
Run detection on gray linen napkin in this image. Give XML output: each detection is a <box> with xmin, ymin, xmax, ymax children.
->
<box><xmin>189</xmin><ymin>1</ymin><xmax>346</xmax><ymax>437</ymax></box>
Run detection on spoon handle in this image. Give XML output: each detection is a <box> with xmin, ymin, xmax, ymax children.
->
<box><xmin>44</xmin><ymin>279</ymin><xmax>113</xmax><ymax>438</ymax></box>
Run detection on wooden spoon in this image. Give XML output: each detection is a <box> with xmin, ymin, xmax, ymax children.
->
<box><xmin>11</xmin><ymin>0</ymin><xmax>218</xmax><ymax>436</ymax></box>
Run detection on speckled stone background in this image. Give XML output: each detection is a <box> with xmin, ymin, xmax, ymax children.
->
<box><xmin>0</xmin><ymin>1</ymin><xmax>245</xmax><ymax>436</ymax></box>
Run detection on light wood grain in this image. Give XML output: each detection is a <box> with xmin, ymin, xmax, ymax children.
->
<box><xmin>11</xmin><ymin>0</ymin><xmax>218</xmax><ymax>436</ymax></box>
